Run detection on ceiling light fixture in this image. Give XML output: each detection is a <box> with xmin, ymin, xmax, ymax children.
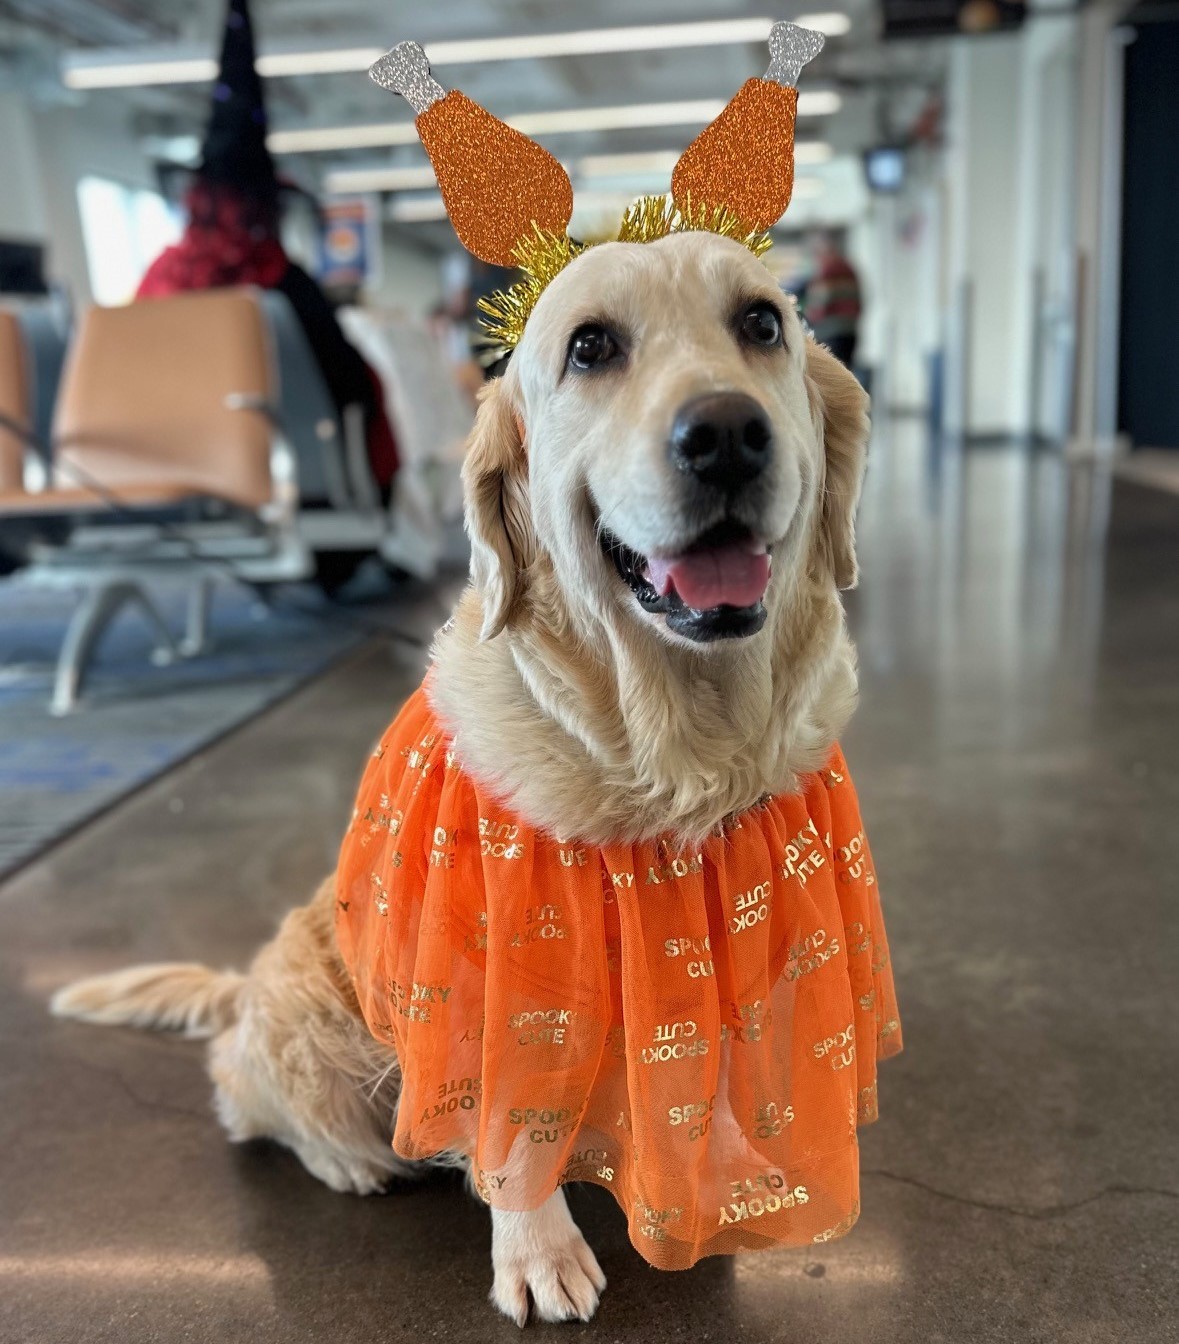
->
<box><xmin>573</xmin><ymin>150</ymin><xmax>681</xmax><ymax>178</ymax></box>
<box><xmin>388</xmin><ymin>195</ymin><xmax>451</xmax><ymax>223</ymax></box>
<box><xmin>269</xmin><ymin>124</ymin><xmax>420</xmax><ymax>154</ymax></box>
<box><xmin>573</xmin><ymin>142</ymin><xmax>836</xmax><ymax>178</ymax></box>
<box><xmin>64</xmin><ymin>57</ymin><xmax>218</xmax><ymax>89</ymax></box>
<box><xmin>422</xmin><ymin>18</ymin><xmax>776</xmax><ymax>64</ymax></box>
<box><xmin>326</xmin><ymin>165</ymin><xmax>439</xmax><ymax>195</ymax></box>
<box><xmin>793</xmin><ymin>13</ymin><xmax>853</xmax><ymax>38</ymax></box>
<box><xmin>63</xmin><ymin>17</ymin><xmax>794</xmax><ymax>90</ymax></box>
<box><xmin>335</xmin><ymin>143</ymin><xmax>834</xmax><ymax>196</ymax></box>
<box><xmin>270</xmin><ymin>91</ymin><xmax>840</xmax><ymax>156</ymax></box>
<box><xmin>390</xmin><ymin>179</ymin><xmax>826</xmax><ymax>226</ymax></box>
<box><xmin>576</xmin><ymin>141</ymin><xmax>835</xmax><ymax>176</ymax></box>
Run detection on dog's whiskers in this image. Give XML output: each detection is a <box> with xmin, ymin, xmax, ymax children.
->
<box><xmin>593</xmin><ymin>498</ymin><xmax>627</xmax><ymax>542</ymax></box>
<box><xmin>363</xmin><ymin>1058</ymin><xmax>400</xmax><ymax>1101</ymax></box>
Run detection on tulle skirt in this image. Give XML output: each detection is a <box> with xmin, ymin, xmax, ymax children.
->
<box><xmin>336</xmin><ymin>686</ymin><xmax>901</xmax><ymax>1269</ymax></box>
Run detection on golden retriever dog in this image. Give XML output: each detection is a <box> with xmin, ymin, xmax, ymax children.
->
<box><xmin>52</xmin><ymin>229</ymin><xmax>870</xmax><ymax>1326</ymax></box>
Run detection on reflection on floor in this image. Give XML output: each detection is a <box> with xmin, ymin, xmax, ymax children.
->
<box><xmin>2</xmin><ymin>423</ymin><xmax>1176</xmax><ymax>1343</ymax></box>
<box><xmin>0</xmin><ymin>577</ymin><xmax>366</xmax><ymax>878</ymax></box>
<box><xmin>1116</xmin><ymin>447</ymin><xmax>1179</xmax><ymax>498</ymax></box>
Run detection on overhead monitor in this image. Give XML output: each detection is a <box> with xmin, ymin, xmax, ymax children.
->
<box><xmin>864</xmin><ymin>146</ymin><xmax>906</xmax><ymax>193</ymax></box>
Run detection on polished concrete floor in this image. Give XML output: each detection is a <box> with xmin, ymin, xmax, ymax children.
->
<box><xmin>2</xmin><ymin>431</ymin><xmax>1177</xmax><ymax>1343</ymax></box>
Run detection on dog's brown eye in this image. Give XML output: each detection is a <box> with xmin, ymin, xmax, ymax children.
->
<box><xmin>568</xmin><ymin>324</ymin><xmax>618</xmax><ymax>370</ymax></box>
<box><xmin>741</xmin><ymin>303</ymin><xmax>783</xmax><ymax>348</ymax></box>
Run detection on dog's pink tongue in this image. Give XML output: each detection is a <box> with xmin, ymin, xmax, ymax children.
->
<box><xmin>647</xmin><ymin>546</ymin><xmax>771</xmax><ymax>609</ymax></box>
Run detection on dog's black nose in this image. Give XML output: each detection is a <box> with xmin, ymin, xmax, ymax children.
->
<box><xmin>669</xmin><ymin>392</ymin><xmax>773</xmax><ymax>487</ymax></box>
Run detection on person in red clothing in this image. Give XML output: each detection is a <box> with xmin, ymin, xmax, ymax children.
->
<box><xmin>801</xmin><ymin>230</ymin><xmax>863</xmax><ymax>370</ymax></box>
<box><xmin>137</xmin><ymin>0</ymin><xmax>398</xmax><ymax>494</ymax></box>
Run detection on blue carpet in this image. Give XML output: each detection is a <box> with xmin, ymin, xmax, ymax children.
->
<box><xmin>0</xmin><ymin>576</ymin><xmax>366</xmax><ymax>877</ymax></box>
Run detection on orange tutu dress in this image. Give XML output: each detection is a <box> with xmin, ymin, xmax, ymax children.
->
<box><xmin>336</xmin><ymin>686</ymin><xmax>902</xmax><ymax>1269</ymax></box>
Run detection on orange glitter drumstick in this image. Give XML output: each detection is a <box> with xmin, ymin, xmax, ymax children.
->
<box><xmin>370</xmin><ymin>42</ymin><xmax>573</xmax><ymax>267</ymax></box>
<box><xmin>671</xmin><ymin>21</ymin><xmax>826</xmax><ymax>231</ymax></box>
<box><xmin>366</xmin><ymin>23</ymin><xmax>826</xmax><ymax>352</ymax></box>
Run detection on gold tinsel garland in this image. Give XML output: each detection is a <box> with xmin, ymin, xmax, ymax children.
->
<box><xmin>475</xmin><ymin>227</ymin><xmax>588</xmax><ymax>351</ymax></box>
<box><xmin>476</xmin><ymin>194</ymin><xmax>772</xmax><ymax>354</ymax></box>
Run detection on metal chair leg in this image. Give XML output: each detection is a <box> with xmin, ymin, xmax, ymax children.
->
<box><xmin>181</xmin><ymin>575</ymin><xmax>214</xmax><ymax>656</ymax></box>
<box><xmin>343</xmin><ymin>402</ymin><xmax>381</xmax><ymax>511</ymax></box>
<box><xmin>50</xmin><ymin>581</ymin><xmax>179</xmax><ymax>717</ymax></box>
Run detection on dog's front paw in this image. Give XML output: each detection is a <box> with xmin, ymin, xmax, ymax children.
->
<box><xmin>490</xmin><ymin>1192</ymin><xmax>607</xmax><ymax>1326</ymax></box>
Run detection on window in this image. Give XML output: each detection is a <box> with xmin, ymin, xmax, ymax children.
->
<box><xmin>77</xmin><ymin>176</ymin><xmax>182</xmax><ymax>306</ymax></box>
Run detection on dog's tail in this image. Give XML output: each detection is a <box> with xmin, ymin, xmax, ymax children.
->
<box><xmin>50</xmin><ymin>963</ymin><xmax>246</xmax><ymax>1039</ymax></box>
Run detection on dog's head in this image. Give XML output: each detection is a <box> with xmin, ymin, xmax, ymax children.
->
<box><xmin>463</xmin><ymin>230</ymin><xmax>868</xmax><ymax>646</ymax></box>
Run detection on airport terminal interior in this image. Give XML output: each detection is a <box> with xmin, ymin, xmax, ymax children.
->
<box><xmin>0</xmin><ymin>1</ymin><xmax>1176</xmax><ymax>1341</ymax></box>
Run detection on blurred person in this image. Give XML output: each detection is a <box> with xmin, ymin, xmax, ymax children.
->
<box><xmin>137</xmin><ymin>0</ymin><xmax>398</xmax><ymax>494</ymax></box>
<box><xmin>428</xmin><ymin>300</ymin><xmax>484</xmax><ymax>406</ymax></box>
<box><xmin>802</xmin><ymin>230</ymin><xmax>862</xmax><ymax>369</ymax></box>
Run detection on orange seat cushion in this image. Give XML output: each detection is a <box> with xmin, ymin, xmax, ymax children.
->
<box><xmin>0</xmin><ymin>481</ymin><xmax>227</xmax><ymax>516</ymax></box>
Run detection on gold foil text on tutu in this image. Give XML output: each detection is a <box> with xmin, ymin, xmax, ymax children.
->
<box><xmin>785</xmin><ymin>927</ymin><xmax>841</xmax><ymax>981</ymax></box>
<box><xmin>729</xmin><ymin>880</ymin><xmax>773</xmax><ymax>934</ymax></box>
<box><xmin>645</xmin><ymin>851</ymin><xmax>703</xmax><ymax>884</ymax></box>
<box><xmin>812</xmin><ymin>1023</ymin><xmax>857</xmax><ymax>1071</ymax></box>
<box><xmin>509</xmin><ymin>1006</ymin><xmax>574</xmax><ymax>1047</ymax></box>
<box><xmin>668</xmin><ymin>1095</ymin><xmax>715</xmax><ymax>1142</ymax></box>
<box><xmin>781</xmin><ymin>818</ymin><xmax>826</xmax><ymax>885</ymax></box>
<box><xmin>719</xmin><ymin>1177</ymin><xmax>810</xmax><ymax>1228</ymax></box>
<box><xmin>754</xmin><ymin>1101</ymin><xmax>796</xmax><ymax>1138</ymax></box>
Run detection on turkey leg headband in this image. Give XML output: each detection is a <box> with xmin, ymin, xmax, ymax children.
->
<box><xmin>369</xmin><ymin>22</ymin><xmax>825</xmax><ymax>354</ymax></box>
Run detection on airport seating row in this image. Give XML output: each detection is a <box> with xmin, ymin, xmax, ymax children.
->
<box><xmin>0</xmin><ymin>288</ymin><xmax>434</xmax><ymax>713</ymax></box>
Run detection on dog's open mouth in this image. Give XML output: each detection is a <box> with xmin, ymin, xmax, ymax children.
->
<box><xmin>599</xmin><ymin>519</ymin><xmax>771</xmax><ymax>642</ymax></box>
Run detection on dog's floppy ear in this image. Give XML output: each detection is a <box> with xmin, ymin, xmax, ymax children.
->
<box><xmin>805</xmin><ymin>339</ymin><xmax>871</xmax><ymax>590</ymax></box>
<box><xmin>463</xmin><ymin>377</ymin><xmax>535</xmax><ymax>640</ymax></box>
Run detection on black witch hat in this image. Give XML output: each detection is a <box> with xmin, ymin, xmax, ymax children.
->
<box><xmin>198</xmin><ymin>0</ymin><xmax>277</xmax><ymax>200</ymax></box>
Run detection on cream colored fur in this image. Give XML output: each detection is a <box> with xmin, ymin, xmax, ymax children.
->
<box><xmin>433</xmin><ymin>233</ymin><xmax>868</xmax><ymax>846</ymax></box>
<box><xmin>50</xmin><ymin>232</ymin><xmax>870</xmax><ymax>1326</ymax></box>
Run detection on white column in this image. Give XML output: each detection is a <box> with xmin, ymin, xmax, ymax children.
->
<box><xmin>939</xmin><ymin>3</ymin><xmax>1127</xmax><ymax>448</ymax></box>
<box><xmin>0</xmin><ymin>91</ymin><xmax>49</xmax><ymax>241</ymax></box>
<box><xmin>1071</xmin><ymin>0</ymin><xmax>1132</xmax><ymax>457</ymax></box>
<box><xmin>942</xmin><ymin>34</ymin><xmax>1026</xmax><ymax>439</ymax></box>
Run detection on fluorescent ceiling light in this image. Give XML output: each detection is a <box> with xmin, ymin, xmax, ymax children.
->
<box><xmin>269</xmin><ymin>124</ymin><xmax>420</xmax><ymax>153</ymax></box>
<box><xmin>337</xmin><ymin>143</ymin><xmax>831</xmax><ymax>195</ymax></box>
<box><xmin>62</xmin><ymin>18</ymin><xmax>788</xmax><ymax>90</ymax></box>
<box><xmin>326</xmin><ymin>165</ymin><xmax>439</xmax><ymax>195</ymax></box>
<box><xmin>575</xmin><ymin>150</ymin><xmax>681</xmax><ymax>178</ymax></box>
<box><xmin>390</xmin><ymin>190</ymin><xmax>648</xmax><ymax>226</ymax></box>
<box><xmin>576</xmin><ymin>142</ymin><xmax>833</xmax><ymax>178</ymax></box>
<box><xmin>389</xmin><ymin>190</ymin><xmax>654</xmax><ymax>224</ymax></box>
<box><xmin>63</xmin><ymin>51</ymin><xmax>376</xmax><ymax>89</ymax></box>
<box><xmin>576</xmin><ymin>142</ymin><xmax>833</xmax><ymax>175</ymax></box>
<box><xmin>424</xmin><ymin>19</ymin><xmax>775</xmax><ymax>64</ymax></box>
<box><xmin>798</xmin><ymin>89</ymin><xmax>842</xmax><ymax>116</ymax></box>
<box><xmin>794</xmin><ymin>12</ymin><xmax>853</xmax><ymax>38</ymax></box>
<box><xmin>512</xmin><ymin>99</ymin><xmax>730</xmax><ymax>135</ymax></box>
<box><xmin>271</xmin><ymin>92</ymin><xmax>839</xmax><ymax>156</ymax></box>
<box><xmin>65</xmin><ymin>57</ymin><xmax>217</xmax><ymax>89</ymax></box>
<box><xmin>389</xmin><ymin>195</ymin><xmax>450</xmax><ymax>223</ymax></box>
<box><xmin>258</xmin><ymin>48</ymin><xmax>383</xmax><ymax>78</ymax></box>
<box><xmin>794</xmin><ymin>141</ymin><xmax>835</xmax><ymax>165</ymax></box>
<box><xmin>567</xmin><ymin>182</ymin><xmax>827</xmax><ymax>224</ymax></box>
<box><xmin>390</xmin><ymin>179</ymin><xmax>826</xmax><ymax>226</ymax></box>
<box><xmin>270</xmin><ymin>102</ymin><xmax>724</xmax><ymax>155</ymax></box>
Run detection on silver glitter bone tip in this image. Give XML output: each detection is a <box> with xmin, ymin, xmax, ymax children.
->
<box><xmin>765</xmin><ymin>22</ymin><xmax>826</xmax><ymax>88</ymax></box>
<box><xmin>369</xmin><ymin>40</ymin><xmax>446</xmax><ymax>115</ymax></box>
